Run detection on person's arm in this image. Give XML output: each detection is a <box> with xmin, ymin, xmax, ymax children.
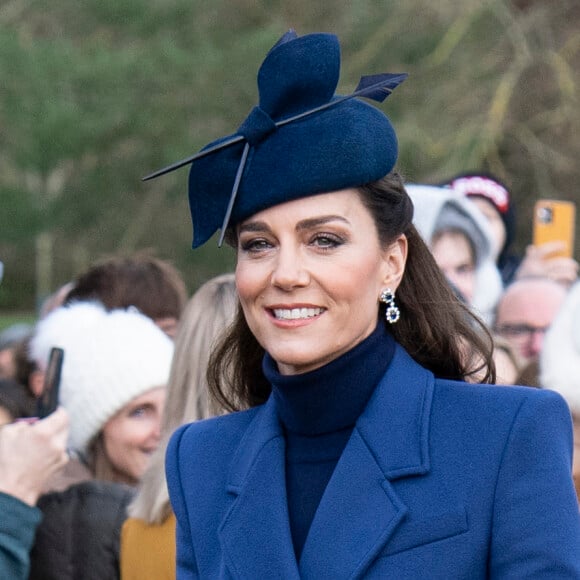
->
<box><xmin>0</xmin><ymin>408</ymin><xmax>69</xmax><ymax>580</ymax></box>
<box><xmin>489</xmin><ymin>389</ymin><xmax>580</xmax><ymax>578</ymax></box>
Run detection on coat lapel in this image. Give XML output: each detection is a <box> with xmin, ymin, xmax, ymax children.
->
<box><xmin>299</xmin><ymin>345</ymin><xmax>434</xmax><ymax>579</ymax></box>
<box><xmin>218</xmin><ymin>397</ymin><xmax>301</xmax><ymax>579</ymax></box>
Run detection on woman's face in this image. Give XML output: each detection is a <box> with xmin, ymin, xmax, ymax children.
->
<box><xmin>430</xmin><ymin>230</ymin><xmax>476</xmax><ymax>304</ymax></box>
<box><xmin>235</xmin><ymin>189</ymin><xmax>407</xmax><ymax>376</ymax></box>
<box><xmin>102</xmin><ymin>386</ymin><xmax>165</xmax><ymax>485</ymax></box>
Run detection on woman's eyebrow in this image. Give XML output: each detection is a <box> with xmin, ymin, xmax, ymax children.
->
<box><xmin>238</xmin><ymin>221</ymin><xmax>270</xmax><ymax>234</ymax></box>
<box><xmin>239</xmin><ymin>215</ymin><xmax>349</xmax><ymax>234</ymax></box>
<box><xmin>296</xmin><ymin>215</ymin><xmax>350</xmax><ymax>231</ymax></box>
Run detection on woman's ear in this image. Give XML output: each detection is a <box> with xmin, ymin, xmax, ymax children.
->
<box><xmin>382</xmin><ymin>234</ymin><xmax>408</xmax><ymax>291</ymax></box>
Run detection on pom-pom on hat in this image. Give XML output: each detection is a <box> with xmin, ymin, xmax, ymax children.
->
<box><xmin>143</xmin><ymin>30</ymin><xmax>407</xmax><ymax>248</ymax></box>
<box><xmin>29</xmin><ymin>301</ymin><xmax>173</xmax><ymax>455</ymax></box>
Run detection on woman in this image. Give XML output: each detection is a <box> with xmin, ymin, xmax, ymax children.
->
<box><xmin>155</xmin><ymin>31</ymin><xmax>580</xmax><ymax>578</ymax></box>
<box><xmin>443</xmin><ymin>172</ymin><xmax>519</xmax><ymax>284</ymax></box>
<box><xmin>120</xmin><ymin>273</ymin><xmax>237</xmax><ymax>579</ymax></box>
<box><xmin>27</xmin><ymin>301</ymin><xmax>173</xmax><ymax>579</ymax></box>
<box><xmin>405</xmin><ymin>183</ymin><xmax>503</xmax><ymax>324</ymax></box>
<box><xmin>29</xmin><ymin>301</ymin><xmax>172</xmax><ymax>487</ymax></box>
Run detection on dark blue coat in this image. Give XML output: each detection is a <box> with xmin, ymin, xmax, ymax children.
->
<box><xmin>166</xmin><ymin>345</ymin><xmax>580</xmax><ymax>579</ymax></box>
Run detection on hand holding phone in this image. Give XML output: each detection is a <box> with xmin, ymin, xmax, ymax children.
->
<box><xmin>36</xmin><ymin>347</ymin><xmax>64</xmax><ymax>419</ymax></box>
<box><xmin>0</xmin><ymin>407</ymin><xmax>69</xmax><ymax>505</ymax></box>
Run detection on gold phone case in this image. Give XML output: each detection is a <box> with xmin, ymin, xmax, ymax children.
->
<box><xmin>533</xmin><ymin>199</ymin><xmax>576</xmax><ymax>258</ymax></box>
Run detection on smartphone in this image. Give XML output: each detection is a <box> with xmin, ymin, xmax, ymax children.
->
<box><xmin>36</xmin><ymin>347</ymin><xmax>64</xmax><ymax>418</ymax></box>
<box><xmin>533</xmin><ymin>199</ymin><xmax>576</xmax><ymax>258</ymax></box>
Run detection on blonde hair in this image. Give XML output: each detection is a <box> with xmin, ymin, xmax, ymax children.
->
<box><xmin>128</xmin><ymin>273</ymin><xmax>237</xmax><ymax>523</ymax></box>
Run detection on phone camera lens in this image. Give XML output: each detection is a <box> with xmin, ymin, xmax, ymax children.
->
<box><xmin>537</xmin><ymin>206</ymin><xmax>553</xmax><ymax>224</ymax></box>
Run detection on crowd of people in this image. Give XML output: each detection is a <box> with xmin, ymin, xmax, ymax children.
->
<box><xmin>1</xmin><ymin>28</ymin><xmax>579</xmax><ymax>579</ymax></box>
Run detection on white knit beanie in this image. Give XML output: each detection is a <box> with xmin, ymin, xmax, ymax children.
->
<box><xmin>30</xmin><ymin>301</ymin><xmax>174</xmax><ymax>454</ymax></box>
<box><xmin>540</xmin><ymin>281</ymin><xmax>580</xmax><ymax>416</ymax></box>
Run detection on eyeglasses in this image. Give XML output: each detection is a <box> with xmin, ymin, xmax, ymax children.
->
<box><xmin>495</xmin><ymin>324</ymin><xmax>549</xmax><ymax>341</ymax></box>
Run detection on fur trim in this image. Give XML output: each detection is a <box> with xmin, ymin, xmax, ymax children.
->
<box><xmin>406</xmin><ymin>184</ymin><xmax>503</xmax><ymax>323</ymax></box>
<box><xmin>541</xmin><ymin>281</ymin><xmax>580</xmax><ymax>415</ymax></box>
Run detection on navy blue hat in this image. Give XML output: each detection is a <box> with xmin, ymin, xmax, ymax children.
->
<box><xmin>144</xmin><ymin>30</ymin><xmax>407</xmax><ymax>248</ymax></box>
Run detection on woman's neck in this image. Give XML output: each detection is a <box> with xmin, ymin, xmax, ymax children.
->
<box><xmin>263</xmin><ymin>321</ymin><xmax>395</xmax><ymax>435</ymax></box>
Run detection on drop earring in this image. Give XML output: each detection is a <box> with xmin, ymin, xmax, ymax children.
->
<box><xmin>379</xmin><ymin>288</ymin><xmax>400</xmax><ymax>324</ymax></box>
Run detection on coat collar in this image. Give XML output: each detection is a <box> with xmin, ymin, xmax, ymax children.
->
<box><xmin>356</xmin><ymin>344</ymin><xmax>432</xmax><ymax>480</ymax></box>
<box><xmin>219</xmin><ymin>344</ymin><xmax>434</xmax><ymax>579</ymax></box>
<box><xmin>218</xmin><ymin>396</ymin><xmax>301</xmax><ymax>579</ymax></box>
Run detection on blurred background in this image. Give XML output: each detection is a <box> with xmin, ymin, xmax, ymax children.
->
<box><xmin>1</xmin><ymin>0</ymin><xmax>579</xmax><ymax>322</ymax></box>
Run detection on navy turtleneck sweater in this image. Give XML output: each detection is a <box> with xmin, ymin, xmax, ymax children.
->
<box><xmin>262</xmin><ymin>321</ymin><xmax>395</xmax><ymax>560</ymax></box>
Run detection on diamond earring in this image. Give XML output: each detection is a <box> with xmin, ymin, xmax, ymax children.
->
<box><xmin>379</xmin><ymin>288</ymin><xmax>400</xmax><ymax>324</ymax></box>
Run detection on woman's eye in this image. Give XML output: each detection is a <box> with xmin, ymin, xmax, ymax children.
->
<box><xmin>240</xmin><ymin>238</ymin><xmax>272</xmax><ymax>252</ymax></box>
<box><xmin>129</xmin><ymin>407</ymin><xmax>148</xmax><ymax>418</ymax></box>
<box><xmin>312</xmin><ymin>234</ymin><xmax>343</xmax><ymax>248</ymax></box>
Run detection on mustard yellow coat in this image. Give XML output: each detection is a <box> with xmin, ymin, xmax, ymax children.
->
<box><xmin>120</xmin><ymin>513</ymin><xmax>176</xmax><ymax>580</ymax></box>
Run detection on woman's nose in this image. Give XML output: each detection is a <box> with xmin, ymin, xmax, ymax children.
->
<box><xmin>270</xmin><ymin>246</ymin><xmax>310</xmax><ymax>291</ymax></box>
<box><xmin>149</xmin><ymin>417</ymin><xmax>162</xmax><ymax>442</ymax></box>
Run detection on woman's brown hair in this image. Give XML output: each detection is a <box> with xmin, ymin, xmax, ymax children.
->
<box><xmin>209</xmin><ymin>173</ymin><xmax>495</xmax><ymax>412</ymax></box>
<box><xmin>65</xmin><ymin>252</ymin><xmax>187</xmax><ymax>322</ymax></box>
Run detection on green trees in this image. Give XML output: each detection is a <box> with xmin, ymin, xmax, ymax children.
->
<box><xmin>1</xmin><ymin>0</ymin><xmax>578</xmax><ymax>310</ymax></box>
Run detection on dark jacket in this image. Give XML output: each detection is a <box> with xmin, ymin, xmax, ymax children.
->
<box><xmin>28</xmin><ymin>480</ymin><xmax>134</xmax><ymax>580</ymax></box>
<box><xmin>166</xmin><ymin>344</ymin><xmax>580</xmax><ymax>579</ymax></box>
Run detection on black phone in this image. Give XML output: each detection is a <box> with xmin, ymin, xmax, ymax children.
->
<box><xmin>36</xmin><ymin>347</ymin><xmax>64</xmax><ymax>418</ymax></box>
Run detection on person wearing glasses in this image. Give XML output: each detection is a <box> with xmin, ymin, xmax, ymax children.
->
<box><xmin>494</xmin><ymin>276</ymin><xmax>568</xmax><ymax>367</ymax></box>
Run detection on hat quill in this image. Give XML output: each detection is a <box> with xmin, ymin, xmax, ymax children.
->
<box><xmin>142</xmin><ymin>73</ymin><xmax>406</xmax><ymax>182</ymax></box>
